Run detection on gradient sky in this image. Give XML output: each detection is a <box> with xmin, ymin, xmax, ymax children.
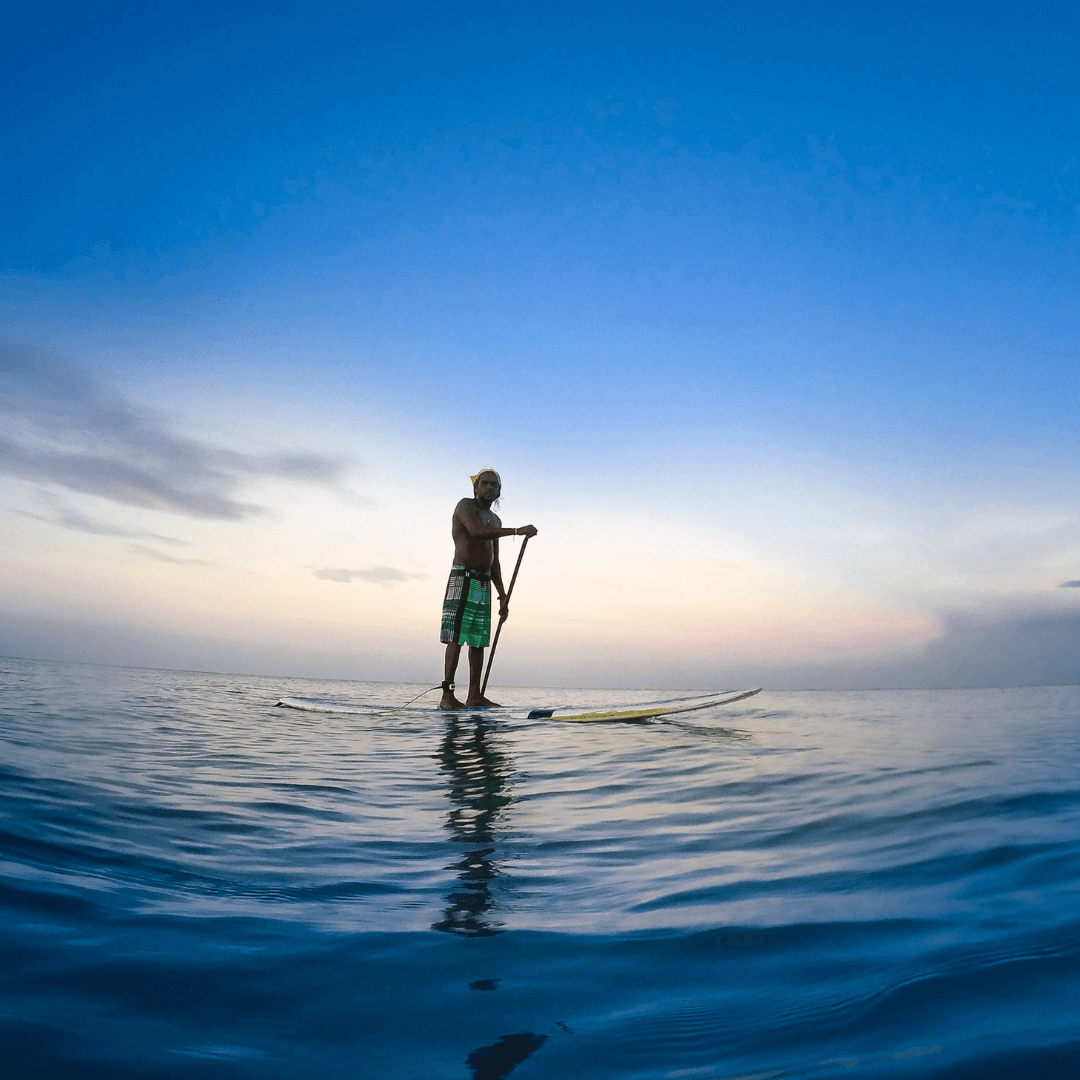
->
<box><xmin>3</xmin><ymin>1</ymin><xmax>1079</xmax><ymax>688</ymax></box>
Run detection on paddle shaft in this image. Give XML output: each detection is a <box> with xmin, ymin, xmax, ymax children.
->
<box><xmin>480</xmin><ymin>534</ymin><xmax>530</xmax><ymax>696</ymax></box>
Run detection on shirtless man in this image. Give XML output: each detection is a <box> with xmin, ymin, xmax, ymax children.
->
<box><xmin>439</xmin><ymin>470</ymin><xmax>538</xmax><ymax>709</ymax></box>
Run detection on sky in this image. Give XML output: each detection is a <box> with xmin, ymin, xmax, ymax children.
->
<box><xmin>2</xmin><ymin>0</ymin><xmax>1079</xmax><ymax>689</ymax></box>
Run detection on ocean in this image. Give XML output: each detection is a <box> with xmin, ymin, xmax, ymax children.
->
<box><xmin>1</xmin><ymin>655</ymin><xmax>1078</xmax><ymax>1078</ymax></box>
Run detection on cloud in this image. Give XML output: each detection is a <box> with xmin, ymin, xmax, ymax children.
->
<box><xmin>127</xmin><ymin>544</ymin><xmax>212</xmax><ymax>566</ymax></box>
<box><xmin>0</xmin><ymin>343</ymin><xmax>350</xmax><ymax>520</ymax></box>
<box><xmin>883</xmin><ymin>605</ymin><xmax>1080</xmax><ymax>688</ymax></box>
<box><xmin>15</xmin><ymin>504</ymin><xmax>190</xmax><ymax>546</ymax></box>
<box><xmin>1060</xmin><ymin>581</ymin><xmax>1080</xmax><ymax>588</ymax></box>
<box><xmin>312</xmin><ymin>566</ymin><xmax>427</xmax><ymax>585</ymax></box>
<box><xmin>739</xmin><ymin>602</ymin><xmax>1080</xmax><ymax>689</ymax></box>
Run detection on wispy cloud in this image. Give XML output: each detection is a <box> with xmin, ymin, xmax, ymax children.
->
<box><xmin>128</xmin><ymin>544</ymin><xmax>212</xmax><ymax>566</ymax></box>
<box><xmin>1060</xmin><ymin>581</ymin><xmax>1080</xmax><ymax>588</ymax></box>
<box><xmin>312</xmin><ymin>566</ymin><xmax>427</xmax><ymax>585</ymax></box>
<box><xmin>1</xmin><ymin>343</ymin><xmax>351</xmax><ymax>520</ymax></box>
<box><xmin>16</xmin><ymin>504</ymin><xmax>190</xmax><ymax>546</ymax></box>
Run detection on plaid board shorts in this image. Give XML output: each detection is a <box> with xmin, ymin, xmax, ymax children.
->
<box><xmin>439</xmin><ymin>566</ymin><xmax>492</xmax><ymax>648</ymax></box>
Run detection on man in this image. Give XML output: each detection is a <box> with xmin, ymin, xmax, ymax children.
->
<box><xmin>439</xmin><ymin>469</ymin><xmax>538</xmax><ymax>709</ymax></box>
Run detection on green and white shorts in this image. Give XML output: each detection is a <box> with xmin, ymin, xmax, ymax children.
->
<box><xmin>439</xmin><ymin>566</ymin><xmax>491</xmax><ymax>648</ymax></box>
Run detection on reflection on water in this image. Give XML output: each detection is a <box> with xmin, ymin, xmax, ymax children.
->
<box><xmin>435</xmin><ymin>714</ymin><xmax>550</xmax><ymax>1076</ymax></box>
<box><xmin>432</xmin><ymin>712</ymin><xmax>515</xmax><ymax>937</ymax></box>
<box><xmin>466</xmin><ymin>1032</ymin><xmax>548</xmax><ymax>1080</ymax></box>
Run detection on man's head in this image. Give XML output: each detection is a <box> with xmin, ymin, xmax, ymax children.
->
<box><xmin>471</xmin><ymin>469</ymin><xmax>501</xmax><ymax>503</ymax></box>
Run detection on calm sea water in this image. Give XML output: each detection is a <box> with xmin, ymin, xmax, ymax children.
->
<box><xmin>2</xmin><ymin>656</ymin><xmax>1078</xmax><ymax>1079</ymax></box>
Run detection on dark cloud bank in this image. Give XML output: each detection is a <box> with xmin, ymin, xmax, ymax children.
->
<box><xmin>689</xmin><ymin>606</ymin><xmax>1080</xmax><ymax>690</ymax></box>
<box><xmin>1</xmin><ymin>343</ymin><xmax>348</xmax><ymax>520</ymax></box>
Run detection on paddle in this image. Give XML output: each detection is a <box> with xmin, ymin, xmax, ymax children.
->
<box><xmin>480</xmin><ymin>534</ymin><xmax>530</xmax><ymax>697</ymax></box>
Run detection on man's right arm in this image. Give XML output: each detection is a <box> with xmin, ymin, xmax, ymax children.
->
<box><xmin>456</xmin><ymin>500</ymin><xmax>537</xmax><ymax>540</ymax></box>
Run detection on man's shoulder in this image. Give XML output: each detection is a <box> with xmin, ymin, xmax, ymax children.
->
<box><xmin>453</xmin><ymin>497</ymin><xmax>475</xmax><ymax>513</ymax></box>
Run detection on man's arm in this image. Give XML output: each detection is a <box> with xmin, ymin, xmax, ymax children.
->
<box><xmin>455</xmin><ymin>499</ymin><xmax>537</xmax><ymax>540</ymax></box>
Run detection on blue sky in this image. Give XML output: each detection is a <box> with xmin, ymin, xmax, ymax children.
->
<box><xmin>3</xmin><ymin>2</ymin><xmax>1079</xmax><ymax>687</ymax></box>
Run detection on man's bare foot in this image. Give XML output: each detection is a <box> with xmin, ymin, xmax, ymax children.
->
<box><xmin>439</xmin><ymin>691</ymin><xmax>465</xmax><ymax>710</ymax></box>
<box><xmin>464</xmin><ymin>695</ymin><xmax>500</xmax><ymax>708</ymax></box>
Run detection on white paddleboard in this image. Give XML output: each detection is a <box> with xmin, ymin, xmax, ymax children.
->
<box><xmin>275</xmin><ymin>687</ymin><xmax>762</xmax><ymax>721</ymax></box>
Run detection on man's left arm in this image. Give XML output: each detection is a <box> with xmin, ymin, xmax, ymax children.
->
<box><xmin>490</xmin><ymin>538</ymin><xmax>509</xmax><ymax>620</ymax></box>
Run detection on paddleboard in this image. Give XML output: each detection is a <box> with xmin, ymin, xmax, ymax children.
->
<box><xmin>275</xmin><ymin>687</ymin><xmax>762</xmax><ymax>721</ymax></box>
<box><xmin>526</xmin><ymin>688</ymin><xmax>762</xmax><ymax>722</ymax></box>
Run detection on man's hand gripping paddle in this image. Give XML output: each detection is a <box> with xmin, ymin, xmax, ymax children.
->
<box><xmin>480</xmin><ymin>534</ymin><xmax>530</xmax><ymax>698</ymax></box>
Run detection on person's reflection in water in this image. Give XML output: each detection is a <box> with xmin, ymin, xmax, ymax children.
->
<box><xmin>432</xmin><ymin>712</ymin><xmax>514</xmax><ymax>937</ymax></box>
<box><xmin>466</xmin><ymin>1033</ymin><xmax>547</xmax><ymax>1080</ymax></box>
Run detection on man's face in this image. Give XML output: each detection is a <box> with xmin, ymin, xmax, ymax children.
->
<box><xmin>475</xmin><ymin>473</ymin><xmax>501</xmax><ymax>502</ymax></box>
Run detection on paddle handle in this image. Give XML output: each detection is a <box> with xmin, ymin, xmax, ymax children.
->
<box><xmin>480</xmin><ymin>534</ymin><xmax>530</xmax><ymax>697</ymax></box>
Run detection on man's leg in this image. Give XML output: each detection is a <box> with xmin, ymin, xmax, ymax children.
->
<box><xmin>440</xmin><ymin>643</ymin><xmax>465</xmax><ymax>709</ymax></box>
<box><xmin>464</xmin><ymin>645</ymin><xmax>500</xmax><ymax>707</ymax></box>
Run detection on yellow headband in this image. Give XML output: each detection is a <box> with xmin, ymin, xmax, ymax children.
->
<box><xmin>471</xmin><ymin>468</ymin><xmax>501</xmax><ymax>486</ymax></box>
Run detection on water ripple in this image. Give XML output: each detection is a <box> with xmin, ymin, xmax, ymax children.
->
<box><xmin>2</xmin><ymin>662</ymin><xmax>1079</xmax><ymax>1078</ymax></box>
